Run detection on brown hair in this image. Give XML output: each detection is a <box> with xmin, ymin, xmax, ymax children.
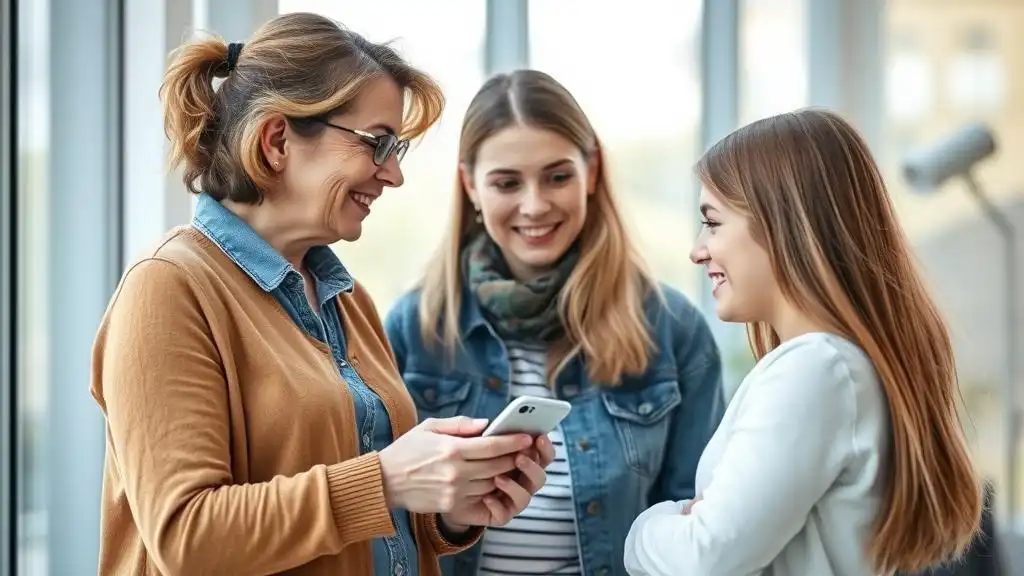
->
<box><xmin>696</xmin><ymin>108</ymin><xmax>982</xmax><ymax>573</ymax></box>
<box><xmin>159</xmin><ymin>12</ymin><xmax>444</xmax><ymax>203</ymax></box>
<box><xmin>419</xmin><ymin>69</ymin><xmax>658</xmax><ymax>384</ymax></box>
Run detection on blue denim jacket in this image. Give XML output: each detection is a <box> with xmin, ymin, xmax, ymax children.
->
<box><xmin>384</xmin><ymin>283</ymin><xmax>725</xmax><ymax>576</ymax></box>
<box><xmin>192</xmin><ymin>193</ymin><xmax>418</xmax><ymax>576</ymax></box>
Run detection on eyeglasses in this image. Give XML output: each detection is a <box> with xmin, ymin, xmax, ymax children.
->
<box><xmin>317</xmin><ymin>120</ymin><xmax>409</xmax><ymax>166</ymax></box>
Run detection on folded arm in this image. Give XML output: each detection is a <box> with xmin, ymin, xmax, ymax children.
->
<box><xmin>624</xmin><ymin>343</ymin><xmax>857</xmax><ymax>575</ymax></box>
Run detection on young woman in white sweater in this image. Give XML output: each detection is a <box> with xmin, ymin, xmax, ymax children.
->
<box><xmin>623</xmin><ymin>108</ymin><xmax>982</xmax><ymax>576</ymax></box>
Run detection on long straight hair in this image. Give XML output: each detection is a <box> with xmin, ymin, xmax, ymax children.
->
<box><xmin>695</xmin><ymin>108</ymin><xmax>981</xmax><ymax>573</ymax></box>
<box><xmin>418</xmin><ymin>70</ymin><xmax>657</xmax><ymax>384</ymax></box>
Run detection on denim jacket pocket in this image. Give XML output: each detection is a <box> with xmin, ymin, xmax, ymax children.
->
<box><xmin>404</xmin><ymin>373</ymin><xmax>474</xmax><ymax>421</ymax></box>
<box><xmin>601</xmin><ymin>380</ymin><xmax>682</xmax><ymax>477</ymax></box>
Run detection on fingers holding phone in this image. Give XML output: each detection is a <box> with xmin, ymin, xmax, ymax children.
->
<box><xmin>531</xmin><ymin>434</ymin><xmax>555</xmax><ymax>468</ymax></box>
<box><xmin>378</xmin><ymin>416</ymin><xmax>533</xmax><ymax>514</ymax></box>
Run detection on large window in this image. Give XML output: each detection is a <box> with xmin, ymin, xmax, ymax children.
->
<box><xmin>278</xmin><ymin>0</ymin><xmax>486</xmax><ymax>314</ymax></box>
<box><xmin>739</xmin><ymin>0</ymin><xmax>807</xmax><ymax>124</ymax></box>
<box><xmin>882</xmin><ymin>0</ymin><xmax>1024</xmax><ymax>524</ymax></box>
<box><xmin>529</xmin><ymin>0</ymin><xmax>704</xmax><ymax>299</ymax></box>
<box><xmin>16</xmin><ymin>0</ymin><xmax>51</xmax><ymax>572</ymax></box>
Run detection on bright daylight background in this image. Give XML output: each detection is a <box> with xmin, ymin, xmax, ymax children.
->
<box><xmin>6</xmin><ymin>0</ymin><xmax>1024</xmax><ymax>573</ymax></box>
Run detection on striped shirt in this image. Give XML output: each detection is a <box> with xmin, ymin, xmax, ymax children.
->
<box><xmin>478</xmin><ymin>342</ymin><xmax>582</xmax><ymax>575</ymax></box>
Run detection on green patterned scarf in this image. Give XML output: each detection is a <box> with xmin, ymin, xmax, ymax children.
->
<box><xmin>461</xmin><ymin>232</ymin><xmax>579</xmax><ymax>343</ymax></box>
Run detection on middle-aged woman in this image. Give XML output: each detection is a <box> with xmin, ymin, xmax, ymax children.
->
<box><xmin>384</xmin><ymin>69</ymin><xmax>725</xmax><ymax>576</ymax></box>
<box><xmin>89</xmin><ymin>12</ymin><xmax>553</xmax><ymax>576</ymax></box>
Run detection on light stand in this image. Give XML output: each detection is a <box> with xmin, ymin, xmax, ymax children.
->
<box><xmin>961</xmin><ymin>172</ymin><xmax>1020</xmax><ymax>528</ymax></box>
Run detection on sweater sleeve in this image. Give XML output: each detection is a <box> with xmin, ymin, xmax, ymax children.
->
<box><xmin>93</xmin><ymin>259</ymin><xmax>395</xmax><ymax>575</ymax></box>
<box><xmin>417</xmin><ymin>513</ymin><xmax>485</xmax><ymax>557</ymax></box>
<box><xmin>622</xmin><ymin>339</ymin><xmax>860</xmax><ymax>576</ymax></box>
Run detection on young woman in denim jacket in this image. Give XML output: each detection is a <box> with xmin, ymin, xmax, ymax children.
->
<box><xmin>384</xmin><ymin>70</ymin><xmax>725</xmax><ymax>576</ymax></box>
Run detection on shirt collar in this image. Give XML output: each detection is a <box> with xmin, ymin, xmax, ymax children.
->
<box><xmin>192</xmin><ymin>193</ymin><xmax>354</xmax><ymax>299</ymax></box>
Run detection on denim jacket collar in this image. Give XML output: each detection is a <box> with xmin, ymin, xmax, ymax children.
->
<box><xmin>192</xmin><ymin>193</ymin><xmax>353</xmax><ymax>301</ymax></box>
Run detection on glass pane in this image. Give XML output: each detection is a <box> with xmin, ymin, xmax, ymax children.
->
<box><xmin>16</xmin><ymin>0</ymin><xmax>51</xmax><ymax>573</ymax></box>
<box><xmin>883</xmin><ymin>0</ymin><xmax>1024</xmax><ymax>527</ymax></box>
<box><xmin>278</xmin><ymin>0</ymin><xmax>486</xmax><ymax>314</ymax></box>
<box><xmin>739</xmin><ymin>0</ymin><xmax>807</xmax><ymax>124</ymax></box>
<box><xmin>529</xmin><ymin>0</ymin><xmax>704</xmax><ymax>299</ymax></box>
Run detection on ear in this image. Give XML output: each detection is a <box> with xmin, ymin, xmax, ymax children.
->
<box><xmin>459</xmin><ymin>162</ymin><xmax>480</xmax><ymax>208</ymax></box>
<box><xmin>586</xmin><ymin>149</ymin><xmax>601</xmax><ymax>196</ymax></box>
<box><xmin>260</xmin><ymin>114</ymin><xmax>289</xmax><ymax>171</ymax></box>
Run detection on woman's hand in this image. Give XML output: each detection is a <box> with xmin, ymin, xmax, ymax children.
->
<box><xmin>441</xmin><ymin>434</ymin><xmax>556</xmax><ymax>529</ymax></box>
<box><xmin>378</xmin><ymin>416</ymin><xmax>532</xmax><ymax>514</ymax></box>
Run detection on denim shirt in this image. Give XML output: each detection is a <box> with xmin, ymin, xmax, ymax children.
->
<box><xmin>192</xmin><ymin>193</ymin><xmax>418</xmax><ymax>576</ymax></box>
<box><xmin>384</xmin><ymin>283</ymin><xmax>725</xmax><ymax>576</ymax></box>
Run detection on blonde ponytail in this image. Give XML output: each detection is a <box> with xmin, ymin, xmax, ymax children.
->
<box><xmin>159</xmin><ymin>36</ymin><xmax>230</xmax><ymax>194</ymax></box>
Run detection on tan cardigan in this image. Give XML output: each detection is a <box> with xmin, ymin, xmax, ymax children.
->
<box><xmin>90</xmin><ymin>227</ymin><xmax>478</xmax><ymax>575</ymax></box>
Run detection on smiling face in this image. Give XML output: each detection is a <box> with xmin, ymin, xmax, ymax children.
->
<box><xmin>689</xmin><ymin>187</ymin><xmax>778</xmax><ymax>323</ymax></box>
<box><xmin>462</xmin><ymin>124</ymin><xmax>596</xmax><ymax>281</ymax></box>
<box><xmin>263</xmin><ymin>76</ymin><xmax>406</xmax><ymax>245</ymax></box>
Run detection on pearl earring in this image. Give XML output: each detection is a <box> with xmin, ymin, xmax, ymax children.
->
<box><xmin>273</xmin><ymin>161</ymin><xmax>281</xmax><ymax>169</ymax></box>
<box><xmin>474</xmin><ymin>209</ymin><xmax>483</xmax><ymax>224</ymax></box>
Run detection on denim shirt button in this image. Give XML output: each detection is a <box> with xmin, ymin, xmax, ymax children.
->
<box><xmin>562</xmin><ymin>384</ymin><xmax>579</xmax><ymax>398</ymax></box>
<box><xmin>486</xmin><ymin>377</ymin><xmax>503</xmax><ymax>391</ymax></box>
<box><xmin>423</xmin><ymin>388</ymin><xmax>437</xmax><ymax>404</ymax></box>
<box><xmin>637</xmin><ymin>402</ymin><xmax>653</xmax><ymax>416</ymax></box>
<box><xmin>585</xmin><ymin>499</ymin><xmax>602</xmax><ymax>517</ymax></box>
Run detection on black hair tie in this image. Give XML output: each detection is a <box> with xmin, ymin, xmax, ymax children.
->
<box><xmin>226</xmin><ymin>42</ymin><xmax>244</xmax><ymax>72</ymax></box>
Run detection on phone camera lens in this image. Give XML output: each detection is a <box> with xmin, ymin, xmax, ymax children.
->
<box><xmin>518</xmin><ymin>405</ymin><xmax>530</xmax><ymax>414</ymax></box>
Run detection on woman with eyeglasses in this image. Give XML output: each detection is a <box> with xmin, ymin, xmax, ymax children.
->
<box><xmin>89</xmin><ymin>13</ymin><xmax>553</xmax><ymax>576</ymax></box>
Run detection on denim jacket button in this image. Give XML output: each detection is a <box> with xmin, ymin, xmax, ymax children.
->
<box><xmin>576</xmin><ymin>439</ymin><xmax>591</xmax><ymax>452</ymax></box>
<box><xmin>562</xmin><ymin>384</ymin><xmax>579</xmax><ymax>398</ymax></box>
<box><xmin>394</xmin><ymin>563</ymin><xmax>405</xmax><ymax>576</ymax></box>
<box><xmin>585</xmin><ymin>499</ymin><xmax>602</xmax><ymax>516</ymax></box>
<box><xmin>637</xmin><ymin>402</ymin><xmax>653</xmax><ymax>416</ymax></box>
<box><xmin>486</xmin><ymin>377</ymin><xmax>503</xmax><ymax>391</ymax></box>
<box><xmin>423</xmin><ymin>388</ymin><xmax>437</xmax><ymax>404</ymax></box>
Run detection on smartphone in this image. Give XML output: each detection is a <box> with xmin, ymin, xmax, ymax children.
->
<box><xmin>482</xmin><ymin>395</ymin><xmax>572</xmax><ymax>437</ymax></box>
